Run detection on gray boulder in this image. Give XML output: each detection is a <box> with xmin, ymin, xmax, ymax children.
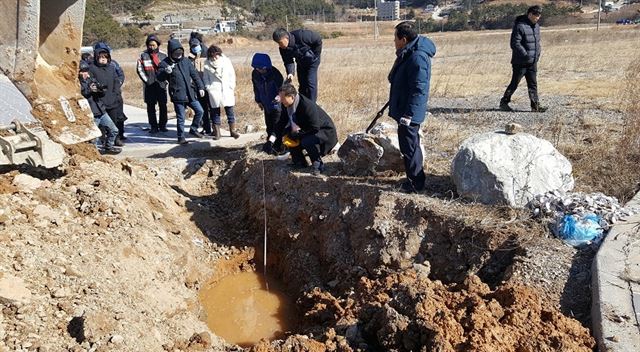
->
<box><xmin>451</xmin><ymin>131</ymin><xmax>574</xmax><ymax>207</ymax></box>
<box><xmin>338</xmin><ymin>123</ymin><xmax>415</xmax><ymax>176</ymax></box>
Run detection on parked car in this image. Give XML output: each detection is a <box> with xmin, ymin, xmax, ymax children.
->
<box><xmin>616</xmin><ymin>18</ymin><xmax>632</xmax><ymax>24</ymax></box>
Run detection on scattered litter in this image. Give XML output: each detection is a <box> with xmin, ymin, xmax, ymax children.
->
<box><xmin>192</xmin><ymin>238</ymin><xmax>204</xmax><ymax>248</ymax></box>
<box><xmin>529</xmin><ymin>191</ymin><xmax>640</xmax><ymax>247</ymax></box>
<box><xmin>553</xmin><ymin>214</ymin><xmax>603</xmax><ymax>247</ymax></box>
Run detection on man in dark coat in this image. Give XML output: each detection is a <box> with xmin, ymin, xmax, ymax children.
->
<box><xmin>272</xmin><ymin>28</ymin><xmax>322</xmax><ymax>102</ymax></box>
<box><xmin>158</xmin><ymin>39</ymin><xmax>206</xmax><ymax>144</ymax></box>
<box><xmin>388</xmin><ymin>21</ymin><xmax>436</xmax><ymax>193</ymax></box>
<box><xmin>88</xmin><ymin>42</ymin><xmax>127</xmax><ymax>147</ymax></box>
<box><xmin>276</xmin><ymin>83</ymin><xmax>337</xmax><ymax>176</ymax></box>
<box><xmin>79</xmin><ymin>59</ymin><xmax>121</xmax><ymax>154</ymax></box>
<box><xmin>251</xmin><ymin>53</ymin><xmax>284</xmax><ymax>155</ymax></box>
<box><xmin>500</xmin><ymin>5</ymin><xmax>546</xmax><ymax>112</ymax></box>
<box><xmin>137</xmin><ymin>34</ymin><xmax>168</xmax><ymax>133</ymax></box>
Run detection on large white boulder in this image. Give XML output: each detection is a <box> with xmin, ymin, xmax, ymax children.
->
<box><xmin>451</xmin><ymin>131</ymin><xmax>574</xmax><ymax>207</ymax></box>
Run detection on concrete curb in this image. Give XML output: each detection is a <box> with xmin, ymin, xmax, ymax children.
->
<box><xmin>592</xmin><ymin>191</ymin><xmax>640</xmax><ymax>351</ymax></box>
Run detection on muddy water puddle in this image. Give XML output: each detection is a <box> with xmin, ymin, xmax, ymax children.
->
<box><xmin>199</xmin><ymin>270</ymin><xmax>297</xmax><ymax>347</ymax></box>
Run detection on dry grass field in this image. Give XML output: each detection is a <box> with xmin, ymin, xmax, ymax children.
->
<box><xmin>117</xmin><ymin>24</ymin><xmax>640</xmax><ymax>201</ymax></box>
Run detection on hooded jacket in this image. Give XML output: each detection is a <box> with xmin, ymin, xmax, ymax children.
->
<box><xmin>158</xmin><ymin>39</ymin><xmax>205</xmax><ymax>103</ymax></box>
<box><xmin>510</xmin><ymin>15</ymin><xmax>541</xmax><ymax>65</ymax></box>
<box><xmin>84</xmin><ymin>42</ymin><xmax>123</xmax><ymax>113</ymax></box>
<box><xmin>388</xmin><ymin>36</ymin><xmax>436</xmax><ymax>125</ymax></box>
<box><xmin>137</xmin><ymin>34</ymin><xmax>168</xmax><ymax>90</ymax></box>
<box><xmin>251</xmin><ymin>54</ymin><xmax>283</xmax><ymax>113</ymax></box>
<box><xmin>278</xmin><ymin>29</ymin><xmax>323</xmax><ymax>75</ymax></box>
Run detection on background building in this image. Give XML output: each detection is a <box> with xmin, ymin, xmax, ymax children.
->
<box><xmin>378</xmin><ymin>1</ymin><xmax>400</xmax><ymax>21</ymax></box>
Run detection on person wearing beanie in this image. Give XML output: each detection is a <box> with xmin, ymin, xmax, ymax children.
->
<box><xmin>251</xmin><ymin>53</ymin><xmax>285</xmax><ymax>154</ymax></box>
<box><xmin>499</xmin><ymin>5</ymin><xmax>547</xmax><ymax>112</ymax></box>
<box><xmin>203</xmin><ymin>45</ymin><xmax>239</xmax><ymax>140</ymax></box>
<box><xmin>157</xmin><ymin>39</ymin><xmax>206</xmax><ymax>144</ymax></box>
<box><xmin>136</xmin><ymin>34</ymin><xmax>169</xmax><ymax>133</ymax></box>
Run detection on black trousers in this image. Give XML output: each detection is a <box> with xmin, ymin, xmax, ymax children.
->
<box><xmin>398</xmin><ymin>123</ymin><xmax>425</xmax><ymax>190</ymax></box>
<box><xmin>290</xmin><ymin>134</ymin><xmax>322</xmax><ymax>165</ymax></box>
<box><xmin>198</xmin><ymin>92</ymin><xmax>211</xmax><ymax>133</ymax></box>
<box><xmin>144</xmin><ymin>84</ymin><xmax>168</xmax><ymax>129</ymax></box>
<box><xmin>264</xmin><ymin>108</ymin><xmax>283</xmax><ymax>151</ymax></box>
<box><xmin>297</xmin><ymin>61</ymin><xmax>319</xmax><ymax>102</ymax></box>
<box><xmin>502</xmin><ymin>63</ymin><xmax>538</xmax><ymax>105</ymax></box>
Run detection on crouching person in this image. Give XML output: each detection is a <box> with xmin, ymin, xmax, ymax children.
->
<box><xmin>276</xmin><ymin>83</ymin><xmax>337</xmax><ymax>175</ymax></box>
<box><xmin>158</xmin><ymin>39</ymin><xmax>206</xmax><ymax>144</ymax></box>
<box><xmin>251</xmin><ymin>53</ymin><xmax>285</xmax><ymax>155</ymax></box>
<box><xmin>79</xmin><ymin>62</ymin><xmax>121</xmax><ymax>155</ymax></box>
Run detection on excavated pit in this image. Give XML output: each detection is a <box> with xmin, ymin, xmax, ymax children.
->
<box><xmin>194</xmin><ymin>155</ymin><xmax>596</xmax><ymax>351</ymax></box>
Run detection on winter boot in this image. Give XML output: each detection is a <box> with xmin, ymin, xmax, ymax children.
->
<box><xmin>229</xmin><ymin>123</ymin><xmax>240</xmax><ymax>139</ymax></box>
<box><xmin>212</xmin><ymin>125</ymin><xmax>221</xmax><ymax>140</ymax></box>
<box><xmin>499</xmin><ymin>98</ymin><xmax>513</xmax><ymax>112</ymax></box>
<box><xmin>531</xmin><ymin>101</ymin><xmax>547</xmax><ymax>113</ymax></box>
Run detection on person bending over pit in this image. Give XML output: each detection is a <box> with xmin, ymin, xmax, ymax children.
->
<box><xmin>276</xmin><ymin>83</ymin><xmax>337</xmax><ymax>176</ymax></box>
<box><xmin>251</xmin><ymin>53</ymin><xmax>285</xmax><ymax>155</ymax></box>
<box><xmin>272</xmin><ymin>28</ymin><xmax>322</xmax><ymax>102</ymax></box>
<box><xmin>158</xmin><ymin>39</ymin><xmax>206</xmax><ymax>145</ymax></box>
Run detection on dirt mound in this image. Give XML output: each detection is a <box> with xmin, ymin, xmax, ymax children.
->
<box><xmin>0</xmin><ymin>156</ymin><xmax>236</xmax><ymax>351</ymax></box>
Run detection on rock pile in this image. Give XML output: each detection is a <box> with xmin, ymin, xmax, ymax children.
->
<box><xmin>529</xmin><ymin>191</ymin><xmax>640</xmax><ymax>230</ymax></box>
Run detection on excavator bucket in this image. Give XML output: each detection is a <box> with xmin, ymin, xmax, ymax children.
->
<box><xmin>0</xmin><ymin>0</ymin><xmax>101</xmax><ymax>168</ymax></box>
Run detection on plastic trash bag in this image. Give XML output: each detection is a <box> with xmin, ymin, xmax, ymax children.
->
<box><xmin>553</xmin><ymin>213</ymin><xmax>604</xmax><ymax>247</ymax></box>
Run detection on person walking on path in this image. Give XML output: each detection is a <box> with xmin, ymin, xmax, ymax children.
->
<box><xmin>272</xmin><ymin>28</ymin><xmax>322</xmax><ymax>102</ymax></box>
<box><xmin>387</xmin><ymin>21</ymin><xmax>436</xmax><ymax>193</ymax></box>
<box><xmin>158</xmin><ymin>39</ymin><xmax>206</xmax><ymax>144</ymax></box>
<box><xmin>203</xmin><ymin>46</ymin><xmax>239</xmax><ymax>140</ymax></box>
<box><xmin>136</xmin><ymin>34</ymin><xmax>168</xmax><ymax>134</ymax></box>
<box><xmin>500</xmin><ymin>5</ymin><xmax>547</xmax><ymax>113</ymax></box>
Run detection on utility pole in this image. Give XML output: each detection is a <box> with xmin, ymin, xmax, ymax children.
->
<box><xmin>597</xmin><ymin>0</ymin><xmax>601</xmax><ymax>31</ymax></box>
<box><xmin>286</xmin><ymin>14</ymin><xmax>289</xmax><ymax>31</ymax></box>
<box><xmin>374</xmin><ymin>0</ymin><xmax>379</xmax><ymax>40</ymax></box>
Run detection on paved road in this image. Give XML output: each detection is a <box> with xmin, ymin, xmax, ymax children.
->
<box><xmin>113</xmin><ymin>105</ymin><xmax>263</xmax><ymax>159</ymax></box>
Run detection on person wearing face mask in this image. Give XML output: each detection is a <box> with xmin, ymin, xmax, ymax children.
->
<box><xmin>88</xmin><ymin>42</ymin><xmax>126</xmax><ymax>147</ymax></box>
<box><xmin>202</xmin><ymin>46</ymin><xmax>238</xmax><ymax>140</ymax></box>
<box><xmin>136</xmin><ymin>34</ymin><xmax>168</xmax><ymax>134</ymax></box>
<box><xmin>158</xmin><ymin>39</ymin><xmax>206</xmax><ymax>145</ymax></box>
<box><xmin>188</xmin><ymin>37</ymin><xmax>212</xmax><ymax>136</ymax></box>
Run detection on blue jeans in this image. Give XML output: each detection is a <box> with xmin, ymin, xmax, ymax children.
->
<box><xmin>94</xmin><ymin>113</ymin><xmax>118</xmax><ymax>148</ymax></box>
<box><xmin>174</xmin><ymin>101</ymin><xmax>204</xmax><ymax>137</ymax></box>
<box><xmin>210</xmin><ymin>106</ymin><xmax>236</xmax><ymax>125</ymax></box>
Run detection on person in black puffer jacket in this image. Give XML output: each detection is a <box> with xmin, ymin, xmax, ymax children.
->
<box><xmin>88</xmin><ymin>42</ymin><xmax>127</xmax><ymax>146</ymax></box>
<box><xmin>157</xmin><ymin>39</ymin><xmax>206</xmax><ymax>144</ymax></box>
<box><xmin>500</xmin><ymin>5</ymin><xmax>547</xmax><ymax>113</ymax></box>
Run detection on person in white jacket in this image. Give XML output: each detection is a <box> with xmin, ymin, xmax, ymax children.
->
<box><xmin>203</xmin><ymin>45</ymin><xmax>239</xmax><ymax>139</ymax></box>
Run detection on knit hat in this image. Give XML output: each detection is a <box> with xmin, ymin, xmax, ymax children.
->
<box><xmin>251</xmin><ymin>53</ymin><xmax>272</xmax><ymax>69</ymax></box>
